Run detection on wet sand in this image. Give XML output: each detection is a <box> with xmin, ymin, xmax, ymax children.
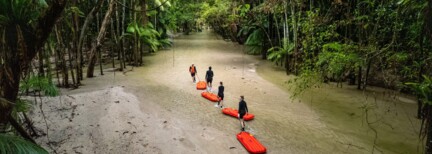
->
<box><xmin>31</xmin><ymin>30</ymin><xmax>420</xmax><ymax>153</ymax></box>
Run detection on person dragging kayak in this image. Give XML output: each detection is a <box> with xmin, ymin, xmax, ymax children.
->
<box><xmin>205</xmin><ymin>66</ymin><xmax>214</xmax><ymax>91</ymax></box>
<box><xmin>238</xmin><ymin>95</ymin><xmax>248</xmax><ymax>131</ymax></box>
<box><xmin>216</xmin><ymin>82</ymin><xmax>224</xmax><ymax>108</ymax></box>
<box><xmin>189</xmin><ymin>64</ymin><xmax>197</xmax><ymax>83</ymax></box>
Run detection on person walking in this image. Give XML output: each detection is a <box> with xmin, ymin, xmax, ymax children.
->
<box><xmin>189</xmin><ymin>64</ymin><xmax>197</xmax><ymax>83</ymax></box>
<box><xmin>217</xmin><ymin>82</ymin><xmax>224</xmax><ymax>108</ymax></box>
<box><xmin>238</xmin><ymin>96</ymin><xmax>248</xmax><ymax>131</ymax></box>
<box><xmin>205</xmin><ymin>66</ymin><xmax>214</xmax><ymax>91</ymax></box>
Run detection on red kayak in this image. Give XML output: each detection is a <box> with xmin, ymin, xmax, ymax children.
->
<box><xmin>237</xmin><ymin>132</ymin><xmax>266</xmax><ymax>154</ymax></box>
<box><xmin>196</xmin><ymin>81</ymin><xmax>206</xmax><ymax>90</ymax></box>
<box><xmin>222</xmin><ymin>108</ymin><xmax>254</xmax><ymax>121</ymax></box>
<box><xmin>201</xmin><ymin>92</ymin><xmax>220</xmax><ymax>102</ymax></box>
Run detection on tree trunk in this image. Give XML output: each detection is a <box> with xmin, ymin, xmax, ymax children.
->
<box><xmin>87</xmin><ymin>0</ymin><xmax>116</xmax><ymax>78</ymax></box>
<box><xmin>423</xmin><ymin>1</ymin><xmax>432</xmax><ymax>153</ymax></box>
<box><xmin>284</xmin><ymin>1</ymin><xmax>290</xmax><ymax>75</ymax></box>
<box><xmin>0</xmin><ymin>0</ymin><xmax>66</xmax><ymax>141</ymax></box>
<box><xmin>357</xmin><ymin>66</ymin><xmax>362</xmax><ymax>90</ymax></box>
<box><xmin>121</xmin><ymin>0</ymin><xmax>127</xmax><ymax>69</ymax></box>
<box><xmin>71</xmin><ymin>0</ymin><xmax>80</xmax><ymax>85</ymax></box>
<box><xmin>38</xmin><ymin>51</ymin><xmax>45</xmax><ymax>76</ymax></box>
<box><xmin>49</xmin><ymin>41</ymin><xmax>61</xmax><ymax>86</ymax></box>
<box><xmin>291</xmin><ymin>0</ymin><xmax>299</xmax><ymax>75</ymax></box>
<box><xmin>77</xmin><ymin>0</ymin><xmax>105</xmax><ymax>80</ymax></box>
<box><xmin>111</xmin><ymin>19</ymin><xmax>116</xmax><ymax>69</ymax></box>
<box><xmin>417</xmin><ymin>34</ymin><xmax>425</xmax><ymax>119</ymax></box>
<box><xmin>424</xmin><ymin>105</ymin><xmax>432</xmax><ymax>153</ymax></box>
<box><xmin>67</xmin><ymin>48</ymin><xmax>76</xmax><ymax>86</ymax></box>
<box><xmin>54</xmin><ymin>26</ymin><xmax>69</xmax><ymax>87</ymax></box>
<box><xmin>116</xmin><ymin>1</ymin><xmax>124</xmax><ymax>71</ymax></box>
<box><xmin>363</xmin><ymin>59</ymin><xmax>372</xmax><ymax>90</ymax></box>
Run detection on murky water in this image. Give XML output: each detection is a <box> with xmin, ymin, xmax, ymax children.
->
<box><xmin>86</xmin><ymin>30</ymin><xmax>420</xmax><ymax>153</ymax></box>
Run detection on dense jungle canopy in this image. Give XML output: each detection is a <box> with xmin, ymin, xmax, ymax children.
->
<box><xmin>1</xmin><ymin>0</ymin><xmax>432</xmax><ymax>153</ymax></box>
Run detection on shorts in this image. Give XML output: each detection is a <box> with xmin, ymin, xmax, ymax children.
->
<box><xmin>206</xmin><ymin>78</ymin><xmax>213</xmax><ymax>83</ymax></box>
<box><xmin>191</xmin><ymin>73</ymin><xmax>195</xmax><ymax>77</ymax></box>
<box><xmin>238</xmin><ymin>112</ymin><xmax>246</xmax><ymax>119</ymax></box>
<box><xmin>218</xmin><ymin>93</ymin><xmax>224</xmax><ymax>100</ymax></box>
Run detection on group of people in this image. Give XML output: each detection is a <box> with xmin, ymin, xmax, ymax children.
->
<box><xmin>189</xmin><ymin>64</ymin><xmax>249</xmax><ymax>131</ymax></box>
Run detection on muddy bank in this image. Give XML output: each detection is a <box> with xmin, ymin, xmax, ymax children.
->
<box><xmin>257</xmin><ymin>57</ymin><xmax>421</xmax><ymax>153</ymax></box>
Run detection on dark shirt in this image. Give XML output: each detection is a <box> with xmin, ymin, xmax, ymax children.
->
<box><xmin>206</xmin><ymin>70</ymin><xmax>213</xmax><ymax>79</ymax></box>
<box><xmin>238</xmin><ymin>100</ymin><xmax>248</xmax><ymax>114</ymax></box>
<box><xmin>218</xmin><ymin>85</ymin><xmax>224</xmax><ymax>95</ymax></box>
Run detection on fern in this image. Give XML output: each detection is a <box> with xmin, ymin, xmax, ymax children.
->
<box><xmin>20</xmin><ymin>75</ymin><xmax>59</xmax><ymax>97</ymax></box>
<box><xmin>0</xmin><ymin>134</ymin><xmax>48</xmax><ymax>154</ymax></box>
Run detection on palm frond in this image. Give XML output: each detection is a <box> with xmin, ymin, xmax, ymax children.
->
<box><xmin>158</xmin><ymin>38</ymin><xmax>172</xmax><ymax>47</ymax></box>
<box><xmin>0</xmin><ymin>134</ymin><xmax>48</xmax><ymax>154</ymax></box>
<box><xmin>244</xmin><ymin>29</ymin><xmax>264</xmax><ymax>55</ymax></box>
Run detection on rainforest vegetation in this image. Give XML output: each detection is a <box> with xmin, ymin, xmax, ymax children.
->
<box><xmin>1</xmin><ymin>0</ymin><xmax>432</xmax><ymax>153</ymax></box>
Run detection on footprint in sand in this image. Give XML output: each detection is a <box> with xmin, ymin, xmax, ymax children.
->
<box><xmin>178</xmin><ymin>137</ymin><xmax>196</xmax><ymax>149</ymax></box>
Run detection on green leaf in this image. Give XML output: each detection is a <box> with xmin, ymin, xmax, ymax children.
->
<box><xmin>245</xmin><ymin>29</ymin><xmax>262</xmax><ymax>45</ymax></box>
<box><xmin>36</xmin><ymin>0</ymin><xmax>48</xmax><ymax>8</ymax></box>
<box><xmin>154</xmin><ymin>0</ymin><xmax>162</xmax><ymax>6</ymax></box>
<box><xmin>126</xmin><ymin>23</ymin><xmax>137</xmax><ymax>34</ymax></box>
<box><xmin>0</xmin><ymin>15</ymin><xmax>9</xmax><ymax>26</ymax></box>
<box><xmin>322</xmin><ymin>42</ymin><xmax>342</xmax><ymax>52</ymax></box>
<box><xmin>0</xmin><ymin>134</ymin><xmax>49</xmax><ymax>154</ymax></box>
<box><xmin>69</xmin><ymin>6</ymin><xmax>85</xmax><ymax>17</ymax></box>
<box><xmin>164</xmin><ymin>1</ymin><xmax>171</xmax><ymax>7</ymax></box>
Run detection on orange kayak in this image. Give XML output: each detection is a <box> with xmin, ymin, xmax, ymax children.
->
<box><xmin>201</xmin><ymin>92</ymin><xmax>220</xmax><ymax>102</ymax></box>
<box><xmin>237</xmin><ymin>132</ymin><xmax>267</xmax><ymax>154</ymax></box>
<box><xmin>222</xmin><ymin>108</ymin><xmax>254</xmax><ymax>121</ymax></box>
<box><xmin>196</xmin><ymin>81</ymin><xmax>206</xmax><ymax>90</ymax></box>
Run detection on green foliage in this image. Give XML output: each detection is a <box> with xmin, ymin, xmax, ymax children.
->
<box><xmin>12</xmin><ymin>99</ymin><xmax>31</xmax><ymax>113</ymax></box>
<box><xmin>267</xmin><ymin>38</ymin><xmax>294</xmax><ymax>63</ymax></box>
<box><xmin>238</xmin><ymin>4</ymin><xmax>250</xmax><ymax>17</ymax></box>
<box><xmin>200</xmin><ymin>0</ymin><xmax>240</xmax><ymax>38</ymax></box>
<box><xmin>126</xmin><ymin>22</ymin><xmax>171</xmax><ymax>51</ymax></box>
<box><xmin>244</xmin><ymin>29</ymin><xmax>264</xmax><ymax>54</ymax></box>
<box><xmin>0</xmin><ymin>0</ymin><xmax>48</xmax><ymax>26</ymax></box>
<box><xmin>406</xmin><ymin>76</ymin><xmax>432</xmax><ymax>105</ymax></box>
<box><xmin>19</xmin><ymin>75</ymin><xmax>59</xmax><ymax>97</ymax></box>
<box><xmin>67</xmin><ymin>6</ymin><xmax>85</xmax><ymax>17</ymax></box>
<box><xmin>9</xmin><ymin>99</ymin><xmax>32</xmax><ymax>122</ymax></box>
<box><xmin>0</xmin><ymin>134</ymin><xmax>48</xmax><ymax>154</ymax></box>
<box><xmin>157</xmin><ymin>38</ymin><xmax>172</xmax><ymax>48</ymax></box>
<box><xmin>287</xmin><ymin>68</ymin><xmax>323</xmax><ymax>98</ymax></box>
<box><xmin>237</xmin><ymin>23</ymin><xmax>256</xmax><ymax>37</ymax></box>
<box><xmin>316</xmin><ymin>42</ymin><xmax>361</xmax><ymax>80</ymax></box>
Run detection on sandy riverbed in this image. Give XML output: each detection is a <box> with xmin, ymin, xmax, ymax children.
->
<box><xmin>30</xmin><ymin>30</ymin><xmax>420</xmax><ymax>154</ymax></box>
